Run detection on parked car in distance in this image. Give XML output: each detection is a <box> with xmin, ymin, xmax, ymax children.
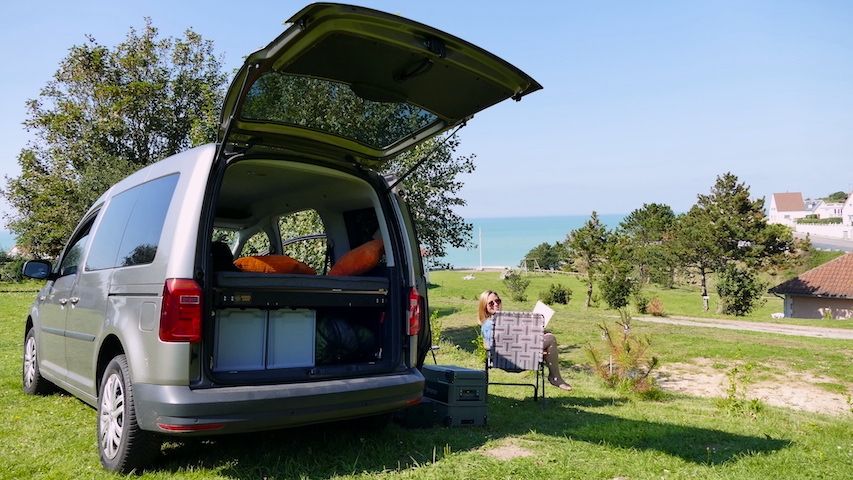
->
<box><xmin>21</xmin><ymin>3</ymin><xmax>540</xmax><ymax>473</ymax></box>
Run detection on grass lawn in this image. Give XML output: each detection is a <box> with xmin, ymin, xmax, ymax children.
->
<box><xmin>1</xmin><ymin>276</ymin><xmax>851</xmax><ymax>479</ymax></box>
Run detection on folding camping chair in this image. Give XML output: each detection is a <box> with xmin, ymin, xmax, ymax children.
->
<box><xmin>484</xmin><ymin>311</ymin><xmax>547</xmax><ymax>401</ymax></box>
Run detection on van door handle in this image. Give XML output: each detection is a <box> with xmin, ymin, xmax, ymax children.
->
<box><xmin>59</xmin><ymin>298</ymin><xmax>68</xmax><ymax>305</ymax></box>
<box><xmin>69</xmin><ymin>297</ymin><xmax>80</xmax><ymax>305</ymax></box>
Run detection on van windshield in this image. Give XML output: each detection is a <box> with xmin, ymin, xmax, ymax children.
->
<box><xmin>240</xmin><ymin>73</ymin><xmax>439</xmax><ymax>150</ymax></box>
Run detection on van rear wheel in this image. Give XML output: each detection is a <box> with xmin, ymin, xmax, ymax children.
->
<box><xmin>97</xmin><ymin>355</ymin><xmax>160</xmax><ymax>473</ymax></box>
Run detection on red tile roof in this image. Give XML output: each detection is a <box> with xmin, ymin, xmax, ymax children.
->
<box><xmin>770</xmin><ymin>253</ymin><xmax>853</xmax><ymax>298</ymax></box>
<box><xmin>772</xmin><ymin>192</ymin><xmax>805</xmax><ymax>212</ymax></box>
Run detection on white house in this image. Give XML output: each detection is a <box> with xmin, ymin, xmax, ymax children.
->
<box><xmin>768</xmin><ymin>192</ymin><xmax>809</xmax><ymax>226</ymax></box>
<box><xmin>812</xmin><ymin>200</ymin><xmax>845</xmax><ymax>219</ymax></box>
<box><xmin>843</xmin><ymin>193</ymin><xmax>853</xmax><ymax>227</ymax></box>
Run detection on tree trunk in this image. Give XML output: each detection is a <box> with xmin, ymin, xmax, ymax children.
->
<box><xmin>700</xmin><ymin>267</ymin><xmax>709</xmax><ymax>311</ymax></box>
<box><xmin>586</xmin><ymin>273</ymin><xmax>593</xmax><ymax>308</ymax></box>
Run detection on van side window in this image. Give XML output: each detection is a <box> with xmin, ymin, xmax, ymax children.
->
<box><xmin>240</xmin><ymin>232</ymin><xmax>271</xmax><ymax>257</ymax></box>
<box><xmin>86</xmin><ymin>174</ymin><xmax>179</xmax><ymax>271</ymax></box>
<box><xmin>279</xmin><ymin>210</ymin><xmax>326</xmax><ymax>273</ymax></box>
<box><xmin>58</xmin><ymin>217</ymin><xmax>96</xmax><ymax>277</ymax></box>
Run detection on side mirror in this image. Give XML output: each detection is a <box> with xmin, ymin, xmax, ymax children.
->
<box><xmin>22</xmin><ymin>260</ymin><xmax>54</xmax><ymax>280</ymax></box>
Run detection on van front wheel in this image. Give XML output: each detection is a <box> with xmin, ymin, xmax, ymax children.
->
<box><xmin>97</xmin><ymin>355</ymin><xmax>159</xmax><ymax>473</ymax></box>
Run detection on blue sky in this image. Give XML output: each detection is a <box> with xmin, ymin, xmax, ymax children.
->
<box><xmin>1</xmin><ymin>0</ymin><xmax>852</xmax><ymax>226</ymax></box>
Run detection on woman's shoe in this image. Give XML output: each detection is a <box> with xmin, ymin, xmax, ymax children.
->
<box><xmin>549</xmin><ymin>377</ymin><xmax>572</xmax><ymax>391</ymax></box>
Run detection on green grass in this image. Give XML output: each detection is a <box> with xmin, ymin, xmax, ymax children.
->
<box><xmin>1</xmin><ymin>278</ymin><xmax>852</xmax><ymax>479</ymax></box>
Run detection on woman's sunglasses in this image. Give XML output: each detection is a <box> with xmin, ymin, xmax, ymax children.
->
<box><xmin>488</xmin><ymin>299</ymin><xmax>502</xmax><ymax>307</ymax></box>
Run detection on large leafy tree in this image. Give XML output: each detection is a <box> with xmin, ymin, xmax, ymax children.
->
<box><xmin>522</xmin><ymin>241</ymin><xmax>565</xmax><ymax>270</ymax></box>
<box><xmin>566</xmin><ymin>211</ymin><xmax>609</xmax><ymax>307</ymax></box>
<box><xmin>619</xmin><ymin>203</ymin><xmax>676</xmax><ymax>287</ymax></box>
<box><xmin>383</xmin><ymin>136</ymin><xmax>475</xmax><ymax>266</ymax></box>
<box><xmin>674</xmin><ymin>172</ymin><xmax>795</xmax><ymax>312</ymax></box>
<box><xmin>3</xmin><ymin>20</ymin><xmax>226</xmax><ymax>257</ymax></box>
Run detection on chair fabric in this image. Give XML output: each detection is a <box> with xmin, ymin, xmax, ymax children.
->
<box><xmin>486</xmin><ymin>311</ymin><xmax>546</xmax><ymax>401</ymax></box>
<box><xmin>490</xmin><ymin>312</ymin><xmax>545</xmax><ymax>371</ymax></box>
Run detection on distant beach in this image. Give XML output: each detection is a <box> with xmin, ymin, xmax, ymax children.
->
<box><xmin>438</xmin><ymin>214</ymin><xmax>624</xmax><ymax>269</ymax></box>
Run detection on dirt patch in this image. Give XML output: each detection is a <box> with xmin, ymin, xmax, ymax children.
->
<box><xmin>655</xmin><ymin>359</ymin><xmax>852</xmax><ymax>416</ymax></box>
<box><xmin>482</xmin><ymin>439</ymin><xmax>535</xmax><ymax>460</ymax></box>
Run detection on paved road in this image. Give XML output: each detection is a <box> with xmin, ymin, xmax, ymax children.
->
<box><xmin>794</xmin><ymin>233</ymin><xmax>853</xmax><ymax>252</ymax></box>
<box><xmin>635</xmin><ymin>315</ymin><xmax>853</xmax><ymax>340</ymax></box>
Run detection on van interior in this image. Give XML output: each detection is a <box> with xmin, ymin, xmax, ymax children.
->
<box><xmin>205</xmin><ymin>158</ymin><xmax>401</xmax><ymax>384</ymax></box>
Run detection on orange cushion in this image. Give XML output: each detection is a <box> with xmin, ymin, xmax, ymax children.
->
<box><xmin>328</xmin><ymin>239</ymin><xmax>384</xmax><ymax>276</ymax></box>
<box><xmin>234</xmin><ymin>255</ymin><xmax>316</xmax><ymax>275</ymax></box>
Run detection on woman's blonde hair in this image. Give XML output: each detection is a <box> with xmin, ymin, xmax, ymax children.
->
<box><xmin>477</xmin><ymin>290</ymin><xmax>499</xmax><ymax>324</ymax></box>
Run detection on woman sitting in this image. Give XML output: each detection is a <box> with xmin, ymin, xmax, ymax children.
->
<box><xmin>478</xmin><ymin>290</ymin><xmax>572</xmax><ymax>391</ymax></box>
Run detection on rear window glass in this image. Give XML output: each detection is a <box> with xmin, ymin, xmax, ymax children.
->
<box><xmin>279</xmin><ymin>210</ymin><xmax>327</xmax><ymax>273</ymax></box>
<box><xmin>240</xmin><ymin>73</ymin><xmax>439</xmax><ymax>150</ymax></box>
<box><xmin>86</xmin><ymin>174</ymin><xmax>179</xmax><ymax>271</ymax></box>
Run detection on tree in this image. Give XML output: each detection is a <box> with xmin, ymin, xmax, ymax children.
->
<box><xmin>2</xmin><ymin>20</ymin><xmax>226</xmax><ymax>257</ymax></box>
<box><xmin>382</xmin><ymin>136</ymin><xmax>476</xmax><ymax>266</ymax></box>
<box><xmin>824</xmin><ymin>191</ymin><xmax>849</xmax><ymax>203</ymax></box>
<box><xmin>598</xmin><ymin>233</ymin><xmax>636</xmax><ymax>310</ymax></box>
<box><xmin>566</xmin><ymin>211</ymin><xmax>608</xmax><ymax>307</ymax></box>
<box><xmin>619</xmin><ymin>203</ymin><xmax>676</xmax><ymax>287</ymax></box>
<box><xmin>523</xmin><ymin>241</ymin><xmax>564</xmax><ymax>270</ymax></box>
<box><xmin>674</xmin><ymin>172</ymin><xmax>795</xmax><ymax>310</ymax></box>
<box><xmin>671</xmin><ymin>206</ymin><xmax>721</xmax><ymax>311</ymax></box>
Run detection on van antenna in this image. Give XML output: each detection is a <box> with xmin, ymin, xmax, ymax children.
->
<box><xmin>387</xmin><ymin>121</ymin><xmax>466</xmax><ymax>192</ymax></box>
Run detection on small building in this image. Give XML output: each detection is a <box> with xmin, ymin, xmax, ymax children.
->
<box><xmin>769</xmin><ymin>253</ymin><xmax>853</xmax><ymax>319</ymax></box>
<box><xmin>844</xmin><ymin>194</ymin><xmax>853</xmax><ymax>227</ymax></box>
<box><xmin>811</xmin><ymin>199</ymin><xmax>844</xmax><ymax>219</ymax></box>
<box><xmin>768</xmin><ymin>192</ymin><xmax>809</xmax><ymax>226</ymax></box>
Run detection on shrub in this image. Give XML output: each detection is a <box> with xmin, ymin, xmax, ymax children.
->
<box><xmin>502</xmin><ymin>269</ymin><xmax>530</xmax><ymax>302</ymax></box>
<box><xmin>648</xmin><ymin>297</ymin><xmax>665</xmax><ymax>316</ymax></box>
<box><xmin>0</xmin><ymin>257</ymin><xmax>27</xmax><ymax>283</ymax></box>
<box><xmin>633</xmin><ymin>293</ymin><xmax>649</xmax><ymax>314</ymax></box>
<box><xmin>430</xmin><ymin>310</ymin><xmax>443</xmax><ymax>345</ymax></box>
<box><xmin>585</xmin><ymin>309</ymin><xmax>661</xmax><ymax>397</ymax></box>
<box><xmin>540</xmin><ymin>283</ymin><xmax>572</xmax><ymax>304</ymax></box>
<box><xmin>716</xmin><ymin>263</ymin><xmax>766</xmax><ymax>316</ymax></box>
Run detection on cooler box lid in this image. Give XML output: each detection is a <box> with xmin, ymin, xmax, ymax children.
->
<box><xmin>422</xmin><ymin>364</ymin><xmax>486</xmax><ymax>383</ymax></box>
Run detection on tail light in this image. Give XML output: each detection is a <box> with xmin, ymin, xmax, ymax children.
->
<box><xmin>159</xmin><ymin>278</ymin><xmax>202</xmax><ymax>343</ymax></box>
<box><xmin>407</xmin><ymin>288</ymin><xmax>422</xmax><ymax>336</ymax></box>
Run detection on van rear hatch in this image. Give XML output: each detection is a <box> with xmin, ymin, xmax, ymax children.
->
<box><xmin>218</xmin><ymin>3</ymin><xmax>541</xmax><ymax>167</ymax></box>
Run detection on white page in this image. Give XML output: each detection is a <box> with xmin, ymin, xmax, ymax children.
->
<box><xmin>533</xmin><ymin>300</ymin><xmax>555</xmax><ymax>327</ymax></box>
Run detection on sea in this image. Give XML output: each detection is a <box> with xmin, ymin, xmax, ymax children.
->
<box><xmin>438</xmin><ymin>214</ymin><xmax>624</xmax><ymax>269</ymax></box>
<box><xmin>0</xmin><ymin>214</ymin><xmax>626</xmax><ymax>266</ymax></box>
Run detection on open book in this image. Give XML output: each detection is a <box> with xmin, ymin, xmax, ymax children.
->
<box><xmin>532</xmin><ymin>300</ymin><xmax>555</xmax><ymax>327</ymax></box>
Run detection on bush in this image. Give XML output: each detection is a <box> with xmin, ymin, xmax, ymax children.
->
<box><xmin>0</xmin><ymin>257</ymin><xmax>27</xmax><ymax>283</ymax></box>
<box><xmin>633</xmin><ymin>293</ymin><xmax>649</xmax><ymax>314</ymax></box>
<box><xmin>648</xmin><ymin>297</ymin><xmax>665</xmax><ymax>316</ymax></box>
<box><xmin>716</xmin><ymin>263</ymin><xmax>767</xmax><ymax>316</ymax></box>
<box><xmin>540</xmin><ymin>283</ymin><xmax>572</xmax><ymax>304</ymax></box>
<box><xmin>585</xmin><ymin>309</ymin><xmax>661</xmax><ymax>397</ymax></box>
<box><xmin>502</xmin><ymin>269</ymin><xmax>530</xmax><ymax>302</ymax></box>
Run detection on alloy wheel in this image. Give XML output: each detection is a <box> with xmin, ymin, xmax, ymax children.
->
<box><xmin>99</xmin><ymin>373</ymin><xmax>125</xmax><ymax>460</ymax></box>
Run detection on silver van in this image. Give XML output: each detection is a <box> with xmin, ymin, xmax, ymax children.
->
<box><xmin>21</xmin><ymin>3</ymin><xmax>539</xmax><ymax>472</ymax></box>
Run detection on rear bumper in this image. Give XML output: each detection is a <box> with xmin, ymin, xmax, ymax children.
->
<box><xmin>134</xmin><ymin>369</ymin><xmax>424</xmax><ymax>435</ymax></box>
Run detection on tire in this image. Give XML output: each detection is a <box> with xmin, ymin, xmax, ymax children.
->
<box><xmin>97</xmin><ymin>355</ymin><xmax>160</xmax><ymax>473</ymax></box>
<box><xmin>22</xmin><ymin>328</ymin><xmax>53</xmax><ymax>395</ymax></box>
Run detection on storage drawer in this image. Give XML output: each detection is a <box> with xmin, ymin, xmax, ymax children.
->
<box><xmin>213</xmin><ymin>308</ymin><xmax>316</xmax><ymax>372</ymax></box>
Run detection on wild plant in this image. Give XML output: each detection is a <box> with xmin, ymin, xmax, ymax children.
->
<box><xmin>585</xmin><ymin>309</ymin><xmax>660</xmax><ymax>397</ymax></box>
<box><xmin>716</xmin><ymin>363</ymin><xmax>764</xmax><ymax>417</ymax></box>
